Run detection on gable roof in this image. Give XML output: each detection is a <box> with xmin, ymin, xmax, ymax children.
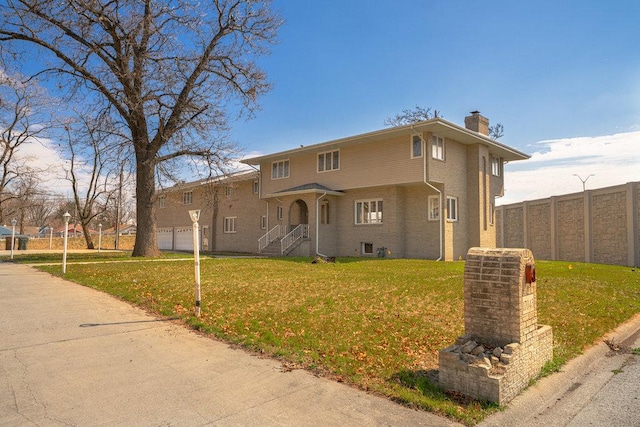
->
<box><xmin>242</xmin><ymin>118</ymin><xmax>529</xmax><ymax>165</ymax></box>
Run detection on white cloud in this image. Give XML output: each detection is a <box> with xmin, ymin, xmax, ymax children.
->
<box><xmin>500</xmin><ymin>131</ymin><xmax>640</xmax><ymax>205</ymax></box>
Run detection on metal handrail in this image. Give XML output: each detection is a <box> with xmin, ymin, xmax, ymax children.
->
<box><xmin>280</xmin><ymin>224</ymin><xmax>309</xmax><ymax>255</ymax></box>
<box><xmin>258</xmin><ymin>224</ymin><xmax>280</xmax><ymax>252</ymax></box>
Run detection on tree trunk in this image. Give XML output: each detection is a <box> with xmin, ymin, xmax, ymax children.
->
<box><xmin>132</xmin><ymin>152</ymin><xmax>161</xmax><ymax>257</ymax></box>
<box><xmin>81</xmin><ymin>221</ymin><xmax>95</xmax><ymax>249</ymax></box>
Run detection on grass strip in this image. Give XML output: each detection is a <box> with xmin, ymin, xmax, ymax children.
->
<box><xmin>25</xmin><ymin>257</ymin><xmax>640</xmax><ymax>425</ymax></box>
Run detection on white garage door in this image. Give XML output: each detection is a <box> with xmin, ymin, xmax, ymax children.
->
<box><xmin>157</xmin><ymin>228</ymin><xmax>174</xmax><ymax>250</ymax></box>
<box><xmin>174</xmin><ymin>227</ymin><xmax>194</xmax><ymax>251</ymax></box>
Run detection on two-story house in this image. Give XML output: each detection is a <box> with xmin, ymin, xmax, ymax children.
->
<box><xmin>156</xmin><ymin>112</ymin><xmax>529</xmax><ymax>260</ymax></box>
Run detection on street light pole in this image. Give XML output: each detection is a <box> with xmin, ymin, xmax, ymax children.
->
<box><xmin>573</xmin><ymin>174</ymin><xmax>595</xmax><ymax>191</ymax></box>
<box><xmin>10</xmin><ymin>218</ymin><xmax>17</xmax><ymax>260</ymax></box>
<box><xmin>62</xmin><ymin>212</ymin><xmax>71</xmax><ymax>274</ymax></box>
<box><xmin>98</xmin><ymin>223</ymin><xmax>102</xmax><ymax>252</ymax></box>
<box><xmin>189</xmin><ymin>210</ymin><xmax>201</xmax><ymax>317</ymax></box>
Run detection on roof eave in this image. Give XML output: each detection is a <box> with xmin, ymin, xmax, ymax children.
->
<box><xmin>241</xmin><ymin>118</ymin><xmax>529</xmax><ymax>165</ymax></box>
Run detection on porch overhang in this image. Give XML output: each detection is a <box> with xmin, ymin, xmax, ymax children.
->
<box><xmin>264</xmin><ymin>182</ymin><xmax>345</xmax><ymax>198</ymax></box>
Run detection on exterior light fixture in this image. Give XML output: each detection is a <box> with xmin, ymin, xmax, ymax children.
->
<box><xmin>62</xmin><ymin>212</ymin><xmax>71</xmax><ymax>274</ymax></box>
<box><xmin>98</xmin><ymin>223</ymin><xmax>102</xmax><ymax>252</ymax></box>
<box><xmin>188</xmin><ymin>210</ymin><xmax>202</xmax><ymax>317</ymax></box>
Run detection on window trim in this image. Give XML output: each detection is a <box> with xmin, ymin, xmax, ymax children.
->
<box><xmin>428</xmin><ymin>195</ymin><xmax>440</xmax><ymax>221</ymax></box>
<box><xmin>354</xmin><ymin>198</ymin><xmax>383</xmax><ymax>225</ymax></box>
<box><xmin>158</xmin><ymin>195</ymin><xmax>166</xmax><ymax>209</ymax></box>
<box><xmin>446</xmin><ymin>196</ymin><xmax>458</xmax><ymax>222</ymax></box>
<box><xmin>317</xmin><ymin>149</ymin><xmax>340</xmax><ymax>173</ymax></box>
<box><xmin>183</xmin><ymin>191</ymin><xmax>193</xmax><ymax>205</ymax></box>
<box><xmin>431</xmin><ymin>135</ymin><xmax>445</xmax><ymax>161</ymax></box>
<box><xmin>361</xmin><ymin>242</ymin><xmax>374</xmax><ymax>255</ymax></box>
<box><xmin>320</xmin><ymin>200</ymin><xmax>330</xmax><ymax>224</ymax></box>
<box><xmin>223</xmin><ymin>216</ymin><xmax>237</xmax><ymax>233</ymax></box>
<box><xmin>411</xmin><ymin>135</ymin><xmax>423</xmax><ymax>159</ymax></box>
<box><xmin>271</xmin><ymin>159</ymin><xmax>290</xmax><ymax>180</ymax></box>
<box><xmin>491</xmin><ymin>156</ymin><xmax>502</xmax><ymax>177</ymax></box>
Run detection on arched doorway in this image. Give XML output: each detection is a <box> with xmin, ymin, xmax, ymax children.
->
<box><xmin>289</xmin><ymin>199</ymin><xmax>309</xmax><ymax>230</ymax></box>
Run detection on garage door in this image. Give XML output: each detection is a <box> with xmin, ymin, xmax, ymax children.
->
<box><xmin>157</xmin><ymin>228</ymin><xmax>174</xmax><ymax>250</ymax></box>
<box><xmin>174</xmin><ymin>227</ymin><xmax>193</xmax><ymax>251</ymax></box>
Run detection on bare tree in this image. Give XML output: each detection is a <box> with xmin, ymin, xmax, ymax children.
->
<box><xmin>384</xmin><ymin>106</ymin><xmax>443</xmax><ymax>127</ymax></box>
<box><xmin>62</xmin><ymin>112</ymin><xmax>118</xmax><ymax>249</ymax></box>
<box><xmin>0</xmin><ymin>72</ymin><xmax>51</xmax><ymax>223</ymax></box>
<box><xmin>23</xmin><ymin>192</ymin><xmax>58</xmax><ymax>229</ymax></box>
<box><xmin>0</xmin><ymin>0</ymin><xmax>282</xmax><ymax>256</ymax></box>
<box><xmin>489</xmin><ymin>123</ymin><xmax>504</xmax><ymax>140</ymax></box>
<box><xmin>385</xmin><ymin>105</ymin><xmax>505</xmax><ymax>139</ymax></box>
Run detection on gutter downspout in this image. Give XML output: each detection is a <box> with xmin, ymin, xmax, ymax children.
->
<box><xmin>413</xmin><ymin>126</ymin><xmax>443</xmax><ymax>261</ymax></box>
<box><xmin>316</xmin><ymin>192</ymin><xmax>328</xmax><ymax>258</ymax></box>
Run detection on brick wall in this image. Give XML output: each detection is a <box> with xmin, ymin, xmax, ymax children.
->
<box><xmin>439</xmin><ymin>247</ymin><xmax>553</xmax><ymax>404</ymax></box>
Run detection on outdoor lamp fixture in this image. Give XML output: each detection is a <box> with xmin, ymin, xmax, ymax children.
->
<box><xmin>10</xmin><ymin>218</ymin><xmax>17</xmax><ymax>260</ymax></box>
<box><xmin>98</xmin><ymin>223</ymin><xmax>102</xmax><ymax>252</ymax></box>
<box><xmin>62</xmin><ymin>211</ymin><xmax>71</xmax><ymax>274</ymax></box>
<box><xmin>188</xmin><ymin>210</ymin><xmax>202</xmax><ymax>317</ymax></box>
<box><xmin>573</xmin><ymin>174</ymin><xmax>595</xmax><ymax>192</ymax></box>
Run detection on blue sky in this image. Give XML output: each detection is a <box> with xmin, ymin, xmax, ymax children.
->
<box><xmin>14</xmin><ymin>1</ymin><xmax>640</xmax><ymax>204</ymax></box>
<box><xmin>228</xmin><ymin>0</ymin><xmax>639</xmax><ymax>203</ymax></box>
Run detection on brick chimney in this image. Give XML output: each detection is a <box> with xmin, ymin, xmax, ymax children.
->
<box><xmin>465</xmin><ymin>111</ymin><xmax>489</xmax><ymax>136</ymax></box>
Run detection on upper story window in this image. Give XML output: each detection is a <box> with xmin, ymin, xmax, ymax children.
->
<box><xmin>183</xmin><ymin>191</ymin><xmax>193</xmax><ymax>205</ymax></box>
<box><xmin>432</xmin><ymin>135</ymin><xmax>445</xmax><ymax>161</ymax></box>
<box><xmin>272</xmin><ymin>159</ymin><xmax>290</xmax><ymax>179</ymax></box>
<box><xmin>318</xmin><ymin>150</ymin><xmax>340</xmax><ymax>172</ymax></box>
<box><xmin>158</xmin><ymin>195</ymin><xmax>166</xmax><ymax>209</ymax></box>
<box><xmin>411</xmin><ymin>135</ymin><xmax>423</xmax><ymax>158</ymax></box>
<box><xmin>491</xmin><ymin>156</ymin><xmax>502</xmax><ymax>176</ymax></box>
<box><xmin>225</xmin><ymin>186</ymin><xmax>233</xmax><ymax>198</ymax></box>
<box><xmin>253</xmin><ymin>180</ymin><xmax>259</xmax><ymax>194</ymax></box>
<box><xmin>355</xmin><ymin>199</ymin><xmax>383</xmax><ymax>224</ymax></box>
<box><xmin>446</xmin><ymin>196</ymin><xmax>458</xmax><ymax>221</ymax></box>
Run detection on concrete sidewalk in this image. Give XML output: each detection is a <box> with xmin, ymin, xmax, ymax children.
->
<box><xmin>0</xmin><ymin>263</ymin><xmax>458</xmax><ymax>426</ymax></box>
<box><xmin>479</xmin><ymin>313</ymin><xmax>640</xmax><ymax>427</ymax></box>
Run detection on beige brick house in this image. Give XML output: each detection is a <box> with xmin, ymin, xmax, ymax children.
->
<box><xmin>156</xmin><ymin>112</ymin><xmax>528</xmax><ymax>260</ymax></box>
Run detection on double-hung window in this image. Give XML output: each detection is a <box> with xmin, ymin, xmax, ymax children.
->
<box><xmin>223</xmin><ymin>217</ymin><xmax>237</xmax><ymax>233</ymax></box>
<box><xmin>355</xmin><ymin>199</ymin><xmax>383</xmax><ymax>224</ymax></box>
<box><xmin>158</xmin><ymin>195</ymin><xmax>166</xmax><ymax>209</ymax></box>
<box><xmin>318</xmin><ymin>150</ymin><xmax>339</xmax><ymax>172</ymax></box>
<box><xmin>432</xmin><ymin>135</ymin><xmax>445</xmax><ymax>160</ymax></box>
<box><xmin>183</xmin><ymin>191</ymin><xmax>193</xmax><ymax>205</ymax></box>
<box><xmin>412</xmin><ymin>135</ymin><xmax>423</xmax><ymax>158</ymax></box>
<box><xmin>446</xmin><ymin>196</ymin><xmax>458</xmax><ymax>221</ymax></box>
<box><xmin>272</xmin><ymin>159</ymin><xmax>290</xmax><ymax>179</ymax></box>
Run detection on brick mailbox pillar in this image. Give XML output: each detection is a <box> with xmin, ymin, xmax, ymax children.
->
<box><xmin>438</xmin><ymin>248</ymin><xmax>553</xmax><ymax>405</ymax></box>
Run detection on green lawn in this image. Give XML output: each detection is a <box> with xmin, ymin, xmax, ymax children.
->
<box><xmin>12</xmin><ymin>255</ymin><xmax>640</xmax><ymax>425</ymax></box>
